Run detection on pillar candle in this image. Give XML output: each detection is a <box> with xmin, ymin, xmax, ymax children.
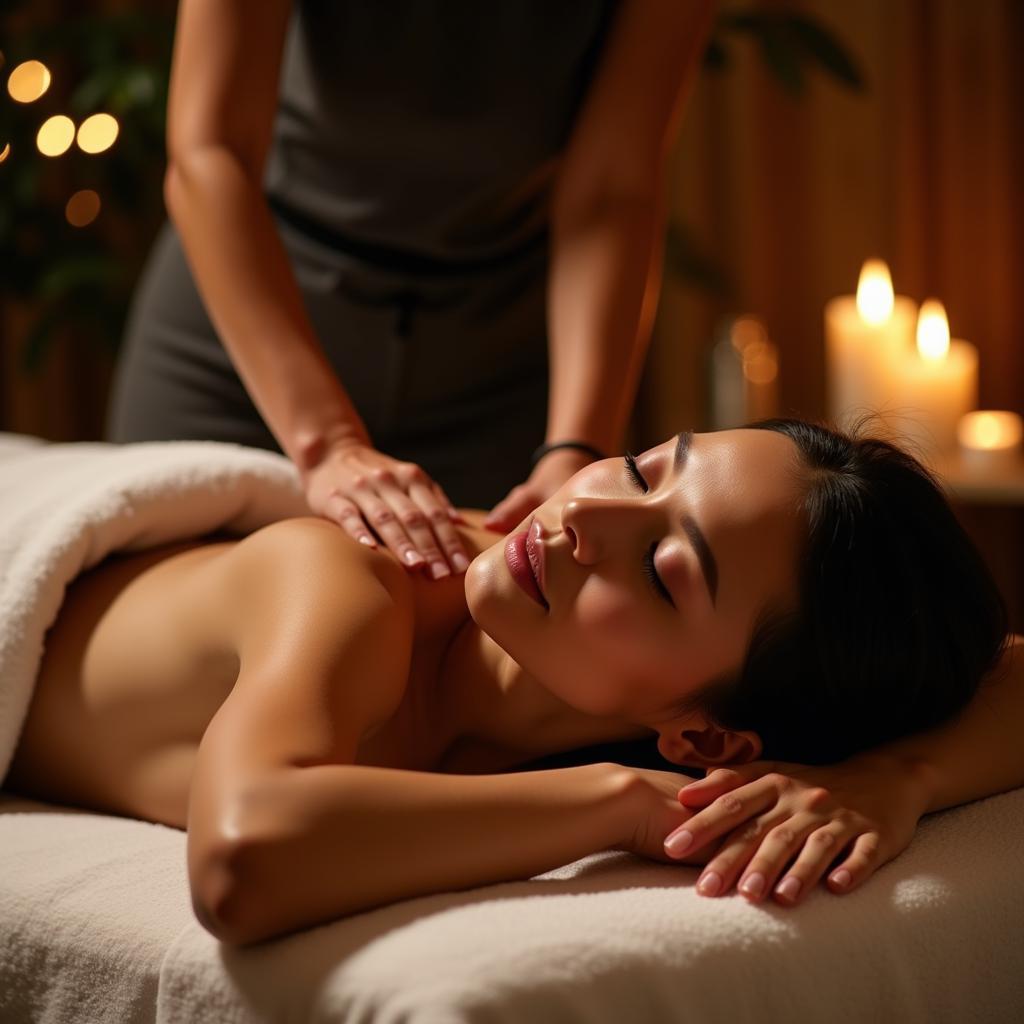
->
<box><xmin>893</xmin><ymin>300</ymin><xmax>978</xmax><ymax>458</ymax></box>
<box><xmin>825</xmin><ymin>259</ymin><xmax>917</xmax><ymax>432</ymax></box>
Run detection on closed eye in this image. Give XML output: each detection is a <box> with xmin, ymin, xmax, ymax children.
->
<box><xmin>624</xmin><ymin>452</ymin><xmax>675</xmax><ymax>608</ymax></box>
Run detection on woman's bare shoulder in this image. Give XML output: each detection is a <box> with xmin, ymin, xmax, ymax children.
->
<box><xmin>216</xmin><ymin>517</ymin><xmax>413</xmax><ymax>653</ymax></box>
<box><xmin>233</xmin><ymin>516</ymin><xmax>412</xmax><ymax>593</ymax></box>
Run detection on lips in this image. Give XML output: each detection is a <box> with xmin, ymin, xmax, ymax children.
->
<box><xmin>504</xmin><ymin>530</ymin><xmax>548</xmax><ymax>609</ymax></box>
<box><xmin>524</xmin><ymin>525</ymin><xmax>545</xmax><ymax>598</ymax></box>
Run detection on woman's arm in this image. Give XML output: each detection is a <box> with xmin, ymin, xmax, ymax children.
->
<box><xmin>164</xmin><ymin>0</ymin><xmax>370</xmax><ymax>472</ymax></box>
<box><xmin>186</xmin><ymin>519</ymin><xmax>635</xmax><ymax>945</ymax></box>
<box><xmin>200</xmin><ymin>761</ymin><xmax>631</xmax><ymax>946</ymax></box>
<box><xmin>545</xmin><ymin>0</ymin><xmax>716</xmax><ymax>455</ymax></box>
<box><xmin>658</xmin><ymin>634</ymin><xmax>1024</xmax><ymax>905</ymax></box>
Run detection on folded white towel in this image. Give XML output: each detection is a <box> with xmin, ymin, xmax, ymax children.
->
<box><xmin>0</xmin><ymin>433</ymin><xmax>308</xmax><ymax>784</ymax></box>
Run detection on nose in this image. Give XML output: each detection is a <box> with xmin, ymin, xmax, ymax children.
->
<box><xmin>561</xmin><ymin>495</ymin><xmax>646</xmax><ymax>564</ymax></box>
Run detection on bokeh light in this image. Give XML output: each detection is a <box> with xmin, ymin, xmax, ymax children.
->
<box><xmin>36</xmin><ymin>114</ymin><xmax>75</xmax><ymax>157</ymax></box>
<box><xmin>8</xmin><ymin>60</ymin><xmax>51</xmax><ymax>103</ymax></box>
<box><xmin>77</xmin><ymin>113</ymin><xmax>119</xmax><ymax>154</ymax></box>
<box><xmin>0</xmin><ymin>142</ymin><xmax>10</xmax><ymax>164</ymax></box>
<box><xmin>65</xmin><ymin>189</ymin><xmax>102</xmax><ymax>227</ymax></box>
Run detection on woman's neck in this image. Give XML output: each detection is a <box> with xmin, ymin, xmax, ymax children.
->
<box><xmin>426</xmin><ymin>593</ymin><xmax>652</xmax><ymax>765</ymax></box>
<box><xmin>418</xmin><ymin>511</ymin><xmax>652</xmax><ymax>765</ymax></box>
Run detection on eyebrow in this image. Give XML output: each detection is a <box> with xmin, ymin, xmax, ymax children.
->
<box><xmin>671</xmin><ymin>430</ymin><xmax>719</xmax><ymax>607</ymax></box>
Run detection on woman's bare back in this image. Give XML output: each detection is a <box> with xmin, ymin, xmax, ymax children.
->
<box><xmin>6</xmin><ymin>513</ymin><xmax>498</xmax><ymax>828</ymax></box>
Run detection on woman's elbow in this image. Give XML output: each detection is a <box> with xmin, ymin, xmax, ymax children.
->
<box><xmin>189</xmin><ymin>836</ymin><xmax>277</xmax><ymax>947</ymax></box>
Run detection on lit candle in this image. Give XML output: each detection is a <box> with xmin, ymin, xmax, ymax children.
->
<box><xmin>957</xmin><ymin>411</ymin><xmax>1023</xmax><ymax>473</ymax></box>
<box><xmin>825</xmin><ymin>259</ymin><xmax>917</xmax><ymax>431</ymax></box>
<box><xmin>893</xmin><ymin>300</ymin><xmax>978</xmax><ymax>459</ymax></box>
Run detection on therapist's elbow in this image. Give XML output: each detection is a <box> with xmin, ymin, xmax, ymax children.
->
<box><xmin>163</xmin><ymin>144</ymin><xmax>258</xmax><ymax>228</ymax></box>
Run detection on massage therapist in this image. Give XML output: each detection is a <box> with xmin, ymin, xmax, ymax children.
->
<box><xmin>106</xmin><ymin>0</ymin><xmax>714</xmax><ymax>579</ymax></box>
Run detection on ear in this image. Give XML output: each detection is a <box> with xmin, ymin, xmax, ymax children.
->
<box><xmin>657</xmin><ymin>722</ymin><xmax>763</xmax><ymax>768</ymax></box>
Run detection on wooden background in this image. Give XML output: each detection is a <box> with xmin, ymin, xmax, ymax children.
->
<box><xmin>3</xmin><ymin>0</ymin><xmax>1022</xmax><ymax>624</ymax></box>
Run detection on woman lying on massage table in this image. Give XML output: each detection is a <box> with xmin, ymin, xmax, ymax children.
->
<box><xmin>7</xmin><ymin>419</ymin><xmax>1022</xmax><ymax>947</ymax></box>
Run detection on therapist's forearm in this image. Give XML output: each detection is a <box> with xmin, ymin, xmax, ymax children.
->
<box><xmin>164</xmin><ymin>147</ymin><xmax>371</xmax><ymax>473</ymax></box>
<box><xmin>545</xmin><ymin>191</ymin><xmax>667</xmax><ymax>454</ymax></box>
<box><xmin>856</xmin><ymin>635</ymin><xmax>1024</xmax><ymax>815</ymax></box>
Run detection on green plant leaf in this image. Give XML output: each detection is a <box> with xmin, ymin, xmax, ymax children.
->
<box><xmin>757</xmin><ymin>24</ymin><xmax>806</xmax><ymax>97</ymax></box>
<box><xmin>702</xmin><ymin>34</ymin><xmax>730</xmax><ymax>72</ymax></box>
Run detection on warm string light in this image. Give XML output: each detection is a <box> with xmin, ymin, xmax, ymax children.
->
<box><xmin>65</xmin><ymin>189</ymin><xmax>101</xmax><ymax>227</ymax></box>
<box><xmin>7</xmin><ymin>59</ymin><xmax>51</xmax><ymax>103</ymax></box>
<box><xmin>77</xmin><ymin>112</ymin><xmax>119</xmax><ymax>154</ymax></box>
<box><xmin>5</xmin><ymin>56</ymin><xmax>117</xmax><ymax>221</ymax></box>
<box><xmin>36</xmin><ymin>114</ymin><xmax>75</xmax><ymax>157</ymax></box>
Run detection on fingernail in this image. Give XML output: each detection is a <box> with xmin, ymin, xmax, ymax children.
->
<box><xmin>739</xmin><ymin>872</ymin><xmax>765</xmax><ymax>899</ymax></box>
<box><xmin>404</xmin><ymin>550</ymin><xmax>424</xmax><ymax>565</ymax></box>
<box><xmin>831</xmin><ymin>869</ymin><xmax>852</xmax><ymax>889</ymax></box>
<box><xmin>775</xmin><ymin>876</ymin><xmax>801</xmax><ymax>901</ymax></box>
<box><xmin>697</xmin><ymin>871</ymin><xmax>722</xmax><ymax>897</ymax></box>
<box><xmin>451</xmin><ymin>552</ymin><xmax>470</xmax><ymax>572</ymax></box>
<box><xmin>358</xmin><ymin>536</ymin><xmax>375</xmax><ymax>547</ymax></box>
<box><xmin>664</xmin><ymin>829</ymin><xmax>693</xmax><ymax>856</ymax></box>
<box><xmin>430</xmin><ymin>561</ymin><xmax>450</xmax><ymax>579</ymax></box>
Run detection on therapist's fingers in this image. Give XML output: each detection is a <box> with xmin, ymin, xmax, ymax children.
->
<box><xmin>409</xmin><ymin>481</ymin><xmax>472</xmax><ymax>571</ymax></box>
<box><xmin>372</xmin><ymin>470</ymin><xmax>468</xmax><ymax>577</ymax></box>
<box><xmin>305</xmin><ymin>442</ymin><xmax>471</xmax><ymax>573</ymax></box>
<box><xmin>346</xmin><ymin>473</ymin><xmax>427</xmax><ymax>569</ymax></box>
<box><xmin>322</xmin><ymin>490</ymin><xmax>379</xmax><ymax>549</ymax></box>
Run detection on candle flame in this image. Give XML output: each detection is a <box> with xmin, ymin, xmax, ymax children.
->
<box><xmin>856</xmin><ymin>259</ymin><xmax>894</xmax><ymax>325</ymax></box>
<box><xmin>916</xmin><ymin>298</ymin><xmax>950</xmax><ymax>362</ymax></box>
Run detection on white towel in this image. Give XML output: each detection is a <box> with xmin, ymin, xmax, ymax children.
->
<box><xmin>0</xmin><ymin>433</ymin><xmax>309</xmax><ymax>784</ymax></box>
<box><xmin>2</xmin><ymin>785</ymin><xmax>1023</xmax><ymax>1023</ymax></box>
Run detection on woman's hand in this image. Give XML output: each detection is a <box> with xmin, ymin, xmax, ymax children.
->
<box><xmin>484</xmin><ymin>448</ymin><xmax>596</xmax><ymax>533</ymax></box>
<box><xmin>302</xmin><ymin>439</ymin><xmax>471</xmax><ymax>577</ymax></box>
<box><xmin>611</xmin><ymin>766</ymin><xmax>724</xmax><ymax>866</ymax></box>
<box><xmin>662</xmin><ymin>755</ymin><xmax>932</xmax><ymax>905</ymax></box>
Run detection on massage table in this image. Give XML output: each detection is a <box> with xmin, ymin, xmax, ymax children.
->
<box><xmin>1</xmin><ymin>434</ymin><xmax>1022</xmax><ymax>1022</ymax></box>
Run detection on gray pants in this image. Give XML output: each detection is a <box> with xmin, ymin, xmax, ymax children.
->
<box><xmin>106</xmin><ymin>217</ymin><xmax>551</xmax><ymax>510</ymax></box>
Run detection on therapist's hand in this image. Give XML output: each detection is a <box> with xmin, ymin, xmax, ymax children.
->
<box><xmin>662</xmin><ymin>755</ymin><xmax>930</xmax><ymax>905</ymax></box>
<box><xmin>302</xmin><ymin>439</ymin><xmax>472</xmax><ymax>578</ymax></box>
<box><xmin>484</xmin><ymin>448</ymin><xmax>597</xmax><ymax>533</ymax></box>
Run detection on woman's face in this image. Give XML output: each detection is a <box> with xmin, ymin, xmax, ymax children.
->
<box><xmin>464</xmin><ymin>428</ymin><xmax>807</xmax><ymax>727</ymax></box>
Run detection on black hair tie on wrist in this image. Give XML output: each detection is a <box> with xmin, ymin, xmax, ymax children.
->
<box><xmin>530</xmin><ymin>440</ymin><xmax>608</xmax><ymax>469</ymax></box>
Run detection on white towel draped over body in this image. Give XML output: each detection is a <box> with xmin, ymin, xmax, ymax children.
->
<box><xmin>1</xmin><ymin>433</ymin><xmax>1023</xmax><ymax>1023</ymax></box>
<box><xmin>0</xmin><ymin>432</ymin><xmax>308</xmax><ymax>783</ymax></box>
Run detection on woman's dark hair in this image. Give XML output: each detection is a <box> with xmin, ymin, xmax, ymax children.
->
<box><xmin>667</xmin><ymin>416</ymin><xmax>1010</xmax><ymax>765</ymax></box>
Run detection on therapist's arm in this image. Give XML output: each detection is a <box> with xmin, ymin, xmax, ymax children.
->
<box><xmin>546</xmin><ymin>0</ymin><xmax>716</xmax><ymax>455</ymax></box>
<box><xmin>163</xmin><ymin>0</ymin><xmax>371</xmax><ymax>473</ymax></box>
<box><xmin>163</xmin><ymin>2</ymin><xmax>482</xmax><ymax>575</ymax></box>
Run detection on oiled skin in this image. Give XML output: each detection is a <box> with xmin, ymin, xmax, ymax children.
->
<box><xmin>5</xmin><ymin>510</ymin><xmax>564</xmax><ymax>828</ymax></box>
